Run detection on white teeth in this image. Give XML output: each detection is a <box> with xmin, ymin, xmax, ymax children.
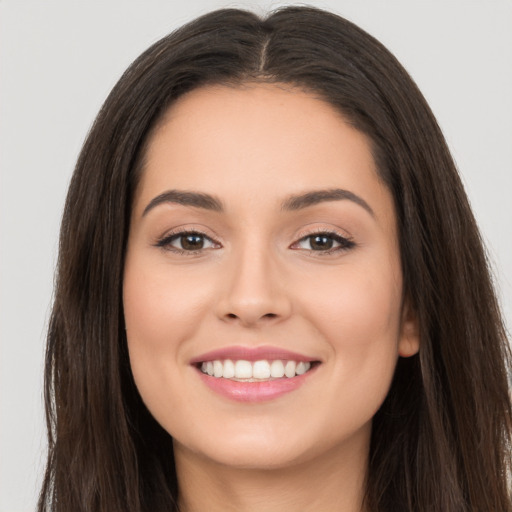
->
<box><xmin>234</xmin><ymin>360</ymin><xmax>252</xmax><ymax>379</ymax></box>
<box><xmin>296</xmin><ymin>361</ymin><xmax>307</xmax><ymax>375</ymax></box>
<box><xmin>284</xmin><ymin>360</ymin><xmax>296</xmax><ymax>378</ymax></box>
<box><xmin>213</xmin><ymin>360</ymin><xmax>223</xmax><ymax>378</ymax></box>
<box><xmin>223</xmin><ymin>359</ymin><xmax>235</xmax><ymax>379</ymax></box>
<box><xmin>200</xmin><ymin>359</ymin><xmax>313</xmax><ymax>379</ymax></box>
<box><xmin>270</xmin><ymin>360</ymin><xmax>285</xmax><ymax>378</ymax></box>
<box><xmin>253</xmin><ymin>360</ymin><xmax>271</xmax><ymax>379</ymax></box>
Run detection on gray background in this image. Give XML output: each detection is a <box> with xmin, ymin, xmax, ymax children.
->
<box><xmin>1</xmin><ymin>1</ymin><xmax>511</xmax><ymax>510</ymax></box>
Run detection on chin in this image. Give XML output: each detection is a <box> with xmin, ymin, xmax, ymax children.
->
<box><xmin>171</xmin><ymin>416</ymin><xmax>372</xmax><ymax>472</ymax></box>
<box><xmin>180</xmin><ymin>438</ymin><xmax>315</xmax><ymax>471</ymax></box>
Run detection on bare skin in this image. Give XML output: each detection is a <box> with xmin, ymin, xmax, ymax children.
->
<box><xmin>175</xmin><ymin>435</ymin><xmax>368</xmax><ymax>512</ymax></box>
<box><xmin>123</xmin><ymin>83</ymin><xmax>419</xmax><ymax>512</ymax></box>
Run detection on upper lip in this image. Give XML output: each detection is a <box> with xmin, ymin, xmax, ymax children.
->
<box><xmin>190</xmin><ymin>345</ymin><xmax>319</xmax><ymax>364</ymax></box>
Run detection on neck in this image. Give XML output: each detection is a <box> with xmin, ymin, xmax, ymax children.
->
<box><xmin>174</xmin><ymin>438</ymin><xmax>369</xmax><ymax>512</ymax></box>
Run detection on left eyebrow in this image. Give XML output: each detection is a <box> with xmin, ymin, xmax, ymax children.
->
<box><xmin>281</xmin><ymin>188</ymin><xmax>375</xmax><ymax>217</ymax></box>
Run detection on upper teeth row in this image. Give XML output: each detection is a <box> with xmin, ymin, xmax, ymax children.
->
<box><xmin>200</xmin><ymin>359</ymin><xmax>312</xmax><ymax>379</ymax></box>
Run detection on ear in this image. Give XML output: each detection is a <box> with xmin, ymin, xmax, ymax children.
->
<box><xmin>398</xmin><ymin>300</ymin><xmax>420</xmax><ymax>358</ymax></box>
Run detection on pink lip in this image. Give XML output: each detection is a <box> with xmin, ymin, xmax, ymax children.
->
<box><xmin>196</xmin><ymin>365</ymin><xmax>318</xmax><ymax>403</ymax></box>
<box><xmin>190</xmin><ymin>345</ymin><xmax>317</xmax><ymax>364</ymax></box>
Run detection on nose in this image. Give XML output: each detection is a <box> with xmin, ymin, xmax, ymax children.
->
<box><xmin>215</xmin><ymin>243</ymin><xmax>292</xmax><ymax>327</ymax></box>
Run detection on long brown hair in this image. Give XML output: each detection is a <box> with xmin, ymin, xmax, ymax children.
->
<box><xmin>39</xmin><ymin>6</ymin><xmax>512</xmax><ymax>511</ymax></box>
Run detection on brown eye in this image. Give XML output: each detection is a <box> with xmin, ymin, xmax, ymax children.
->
<box><xmin>156</xmin><ymin>231</ymin><xmax>219</xmax><ymax>253</ymax></box>
<box><xmin>292</xmin><ymin>232</ymin><xmax>355</xmax><ymax>253</ymax></box>
<box><xmin>180</xmin><ymin>234</ymin><xmax>205</xmax><ymax>250</ymax></box>
<box><xmin>309</xmin><ymin>235</ymin><xmax>334</xmax><ymax>250</ymax></box>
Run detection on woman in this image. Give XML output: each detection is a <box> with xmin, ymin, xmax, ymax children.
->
<box><xmin>38</xmin><ymin>6</ymin><xmax>512</xmax><ymax>512</ymax></box>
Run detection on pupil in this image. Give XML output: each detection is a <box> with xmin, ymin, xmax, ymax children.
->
<box><xmin>311</xmin><ymin>235</ymin><xmax>333</xmax><ymax>250</ymax></box>
<box><xmin>182</xmin><ymin>234</ymin><xmax>204</xmax><ymax>250</ymax></box>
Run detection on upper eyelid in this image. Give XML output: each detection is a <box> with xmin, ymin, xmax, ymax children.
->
<box><xmin>159</xmin><ymin>227</ymin><xmax>349</xmax><ymax>238</ymax></box>
<box><xmin>293</xmin><ymin>226</ymin><xmax>352</xmax><ymax>241</ymax></box>
<box><xmin>157</xmin><ymin>225</ymin><xmax>220</xmax><ymax>242</ymax></box>
<box><xmin>154</xmin><ymin>229</ymin><xmax>218</xmax><ymax>252</ymax></box>
<box><xmin>291</xmin><ymin>232</ymin><xmax>354</xmax><ymax>248</ymax></box>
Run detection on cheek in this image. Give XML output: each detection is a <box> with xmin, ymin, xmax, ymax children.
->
<box><xmin>296</xmin><ymin>256</ymin><xmax>403</xmax><ymax>394</ymax></box>
<box><xmin>122</xmin><ymin>256</ymin><xmax>211</xmax><ymax>407</ymax></box>
<box><xmin>123</xmin><ymin>259</ymin><xmax>210</xmax><ymax>345</ymax></box>
<box><xmin>302</xmin><ymin>263</ymin><xmax>401</xmax><ymax>333</ymax></box>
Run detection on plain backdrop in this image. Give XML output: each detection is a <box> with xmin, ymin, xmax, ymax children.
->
<box><xmin>1</xmin><ymin>1</ymin><xmax>511</xmax><ymax>510</ymax></box>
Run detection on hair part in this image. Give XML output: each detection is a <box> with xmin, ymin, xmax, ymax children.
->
<box><xmin>39</xmin><ymin>6</ymin><xmax>512</xmax><ymax>512</ymax></box>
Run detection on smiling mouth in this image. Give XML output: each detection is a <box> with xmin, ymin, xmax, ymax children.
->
<box><xmin>197</xmin><ymin>359</ymin><xmax>318</xmax><ymax>381</ymax></box>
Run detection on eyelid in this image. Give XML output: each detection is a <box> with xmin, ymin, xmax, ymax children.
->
<box><xmin>293</xmin><ymin>225</ymin><xmax>352</xmax><ymax>241</ymax></box>
<box><xmin>290</xmin><ymin>227</ymin><xmax>355</xmax><ymax>254</ymax></box>
<box><xmin>154</xmin><ymin>226</ymin><xmax>222</xmax><ymax>254</ymax></box>
<box><xmin>153</xmin><ymin>225</ymin><xmax>355</xmax><ymax>256</ymax></box>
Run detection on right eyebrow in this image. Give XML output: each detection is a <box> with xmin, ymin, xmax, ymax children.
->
<box><xmin>142</xmin><ymin>190</ymin><xmax>224</xmax><ymax>217</ymax></box>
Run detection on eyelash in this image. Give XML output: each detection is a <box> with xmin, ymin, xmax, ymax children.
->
<box><xmin>155</xmin><ymin>228</ymin><xmax>355</xmax><ymax>256</ymax></box>
<box><xmin>291</xmin><ymin>229</ymin><xmax>355</xmax><ymax>255</ymax></box>
<box><xmin>155</xmin><ymin>229</ymin><xmax>219</xmax><ymax>255</ymax></box>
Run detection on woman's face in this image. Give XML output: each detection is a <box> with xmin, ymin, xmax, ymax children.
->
<box><xmin>123</xmin><ymin>84</ymin><xmax>419</xmax><ymax>470</ymax></box>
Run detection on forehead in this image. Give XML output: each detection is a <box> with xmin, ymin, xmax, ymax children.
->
<box><xmin>135</xmin><ymin>83</ymin><xmax>393</xmax><ymax>223</ymax></box>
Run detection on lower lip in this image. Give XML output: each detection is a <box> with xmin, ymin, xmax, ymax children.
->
<box><xmin>196</xmin><ymin>366</ymin><xmax>316</xmax><ymax>403</ymax></box>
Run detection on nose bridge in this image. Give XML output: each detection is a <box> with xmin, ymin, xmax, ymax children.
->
<box><xmin>217</xmin><ymin>235</ymin><xmax>291</xmax><ymax>326</ymax></box>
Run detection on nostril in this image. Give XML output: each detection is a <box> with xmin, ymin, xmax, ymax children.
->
<box><xmin>224</xmin><ymin>312</ymin><xmax>278</xmax><ymax>322</ymax></box>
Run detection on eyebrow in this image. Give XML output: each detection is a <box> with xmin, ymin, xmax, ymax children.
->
<box><xmin>142</xmin><ymin>187</ymin><xmax>374</xmax><ymax>217</ymax></box>
<box><xmin>281</xmin><ymin>188</ymin><xmax>374</xmax><ymax>217</ymax></box>
<box><xmin>142</xmin><ymin>190</ymin><xmax>223</xmax><ymax>216</ymax></box>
